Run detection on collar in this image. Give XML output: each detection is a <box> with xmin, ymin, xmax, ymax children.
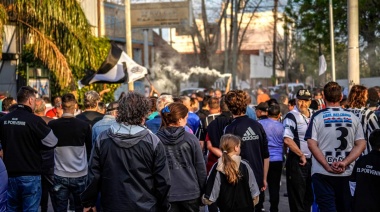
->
<box><xmin>61</xmin><ymin>113</ymin><xmax>75</xmax><ymax>118</ymax></box>
<box><xmin>216</xmin><ymin>155</ymin><xmax>241</xmax><ymax>173</ymax></box>
<box><xmin>17</xmin><ymin>104</ymin><xmax>33</xmax><ymax>113</ymax></box>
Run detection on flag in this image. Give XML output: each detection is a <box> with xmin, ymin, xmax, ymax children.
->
<box><xmin>78</xmin><ymin>43</ymin><xmax>147</xmax><ymax>88</ymax></box>
<box><xmin>318</xmin><ymin>54</ymin><xmax>327</xmax><ymax>76</ymax></box>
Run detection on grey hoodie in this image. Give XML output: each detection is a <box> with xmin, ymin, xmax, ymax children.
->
<box><xmin>156</xmin><ymin>127</ymin><xmax>207</xmax><ymax>202</ymax></box>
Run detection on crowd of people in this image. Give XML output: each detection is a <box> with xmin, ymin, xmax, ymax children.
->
<box><xmin>0</xmin><ymin>81</ymin><xmax>380</xmax><ymax>212</ymax></box>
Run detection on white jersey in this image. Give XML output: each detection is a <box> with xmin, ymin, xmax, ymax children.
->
<box><xmin>283</xmin><ymin>107</ymin><xmax>313</xmax><ymax>158</ymax></box>
<box><xmin>345</xmin><ymin>107</ymin><xmax>380</xmax><ymax>155</ymax></box>
<box><xmin>305</xmin><ymin>107</ymin><xmax>365</xmax><ymax>176</ymax></box>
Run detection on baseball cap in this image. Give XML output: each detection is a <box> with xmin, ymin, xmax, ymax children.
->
<box><xmin>255</xmin><ymin>102</ymin><xmax>269</xmax><ymax>111</ymax></box>
<box><xmin>106</xmin><ymin>101</ymin><xmax>119</xmax><ymax>111</ymax></box>
<box><xmin>296</xmin><ymin>89</ymin><xmax>312</xmax><ymax>100</ymax></box>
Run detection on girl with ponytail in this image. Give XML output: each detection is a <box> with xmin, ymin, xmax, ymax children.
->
<box><xmin>156</xmin><ymin>102</ymin><xmax>207</xmax><ymax>212</ymax></box>
<box><xmin>202</xmin><ymin>134</ymin><xmax>260</xmax><ymax>212</ymax></box>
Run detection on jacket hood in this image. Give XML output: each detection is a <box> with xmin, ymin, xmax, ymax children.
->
<box><xmin>156</xmin><ymin>127</ymin><xmax>185</xmax><ymax>145</ymax></box>
<box><xmin>216</xmin><ymin>155</ymin><xmax>241</xmax><ymax>174</ymax></box>
<box><xmin>107</xmin><ymin>122</ymin><xmax>149</xmax><ymax>149</ymax></box>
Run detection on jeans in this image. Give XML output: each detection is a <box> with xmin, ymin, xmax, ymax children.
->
<box><xmin>52</xmin><ymin>175</ymin><xmax>87</xmax><ymax>212</ymax></box>
<box><xmin>7</xmin><ymin>175</ymin><xmax>42</xmax><ymax>212</ymax></box>
<box><xmin>312</xmin><ymin>173</ymin><xmax>351</xmax><ymax>212</ymax></box>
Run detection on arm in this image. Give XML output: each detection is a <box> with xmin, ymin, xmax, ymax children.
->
<box><xmin>207</xmin><ymin>140</ymin><xmax>222</xmax><ymax>157</ymax></box>
<box><xmin>81</xmin><ymin>139</ymin><xmax>101</xmax><ymax>208</ymax></box>
<box><xmin>284</xmin><ymin>137</ymin><xmax>307</xmax><ymax>166</ymax></box>
<box><xmin>192</xmin><ymin>137</ymin><xmax>207</xmax><ymax>193</ymax></box>
<box><xmin>85</xmin><ymin>124</ymin><xmax>93</xmax><ymax>161</ymax></box>
<box><xmin>307</xmin><ymin>139</ymin><xmax>334</xmax><ymax>173</ymax></box>
<box><xmin>152</xmin><ymin>142</ymin><xmax>171</xmax><ymax>211</ymax></box>
<box><xmin>334</xmin><ymin>139</ymin><xmax>366</xmax><ymax>172</ymax></box>
<box><xmin>262</xmin><ymin>158</ymin><xmax>269</xmax><ymax>191</ymax></box>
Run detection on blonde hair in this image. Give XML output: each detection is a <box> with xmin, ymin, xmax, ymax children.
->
<box><xmin>220</xmin><ymin>134</ymin><xmax>241</xmax><ymax>184</ymax></box>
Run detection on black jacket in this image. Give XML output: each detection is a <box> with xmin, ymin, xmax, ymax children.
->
<box><xmin>0</xmin><ymin>104</ymin><xmax>57</xmax><ymax>177</ymax></box>
<box><xmin>156</xmin><ymin>127</ymin><xmax>207</xmax><ymax>202</ymax></box>
<box><xmin>81</xmin><ymin>123</ymin><xmax>170</xmax><ymax>211</ymax></box>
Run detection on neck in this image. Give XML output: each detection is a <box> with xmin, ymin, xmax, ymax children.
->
<box><xmin>233</xmin><ymin>113</ymin><xmax>245</xmax><ymax>118</ymax></box>
<box><xmin>326</xmin><ymin>102</ymin><xmax>340</xmax><ymax>107</ymax></box>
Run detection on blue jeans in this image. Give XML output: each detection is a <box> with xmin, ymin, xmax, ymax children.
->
<box><xmin>312</xmin><ymin>173</ymin><xmax>351</xmax><ymax>212</ymax></box>
<box><xmin>52</xmin><ymin>175</ymin><xmax>87</xmax><ymax>212</ymax></box>
<box><xmin>7</xmin><ymin>175</ymin><xmax>42</xmax><ymax>212</ymax></box>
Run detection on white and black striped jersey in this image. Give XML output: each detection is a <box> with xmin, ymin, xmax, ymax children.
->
<box><xmin>305</xmin><ymin>107</ymin><xmax>365</xmax><ymax>176</ymax></box>
<box><xmin>345</xmin><ymin>107</ymin><xmax>380</xmax><ymax>155</ymax></box>
<box><xmin>283</xmin><ymin>107</ymin><xmax>313</xmax><ymax>158</ymax></box>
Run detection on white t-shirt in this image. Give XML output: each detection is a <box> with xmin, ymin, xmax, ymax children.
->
<box><xmin>305</xmin><ymin>107</ymin><xmax>365</xmax><ymax>176</ymax></box>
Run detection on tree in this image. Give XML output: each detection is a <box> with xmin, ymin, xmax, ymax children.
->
<box><xmin>285</xmin><ymin>0</ymin><xmax>380</xmax><ymax>80</ymax></box>
<box><xmin>0</xmin><ymin>0</ymin><xmax>109</xmax><ymax>89</ymax></box>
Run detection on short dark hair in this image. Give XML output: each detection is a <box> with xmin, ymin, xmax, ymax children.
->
<box><xmin>323</xmin><ymin>82</ymin><xmax>342</xmax><ymax>103</ymax></box>
<box><xmin>2</xmin><ymin>97</ymin><xmax>15</xmax><ymax>111</ymax></box>
<box><xmin>61</xmin><ymin>93</ymin><xmax>76</xmax><ymax>110</ymax></box>
<box><xmin>116</xmin><ymin>92</ymin><xmax>151</xmax><ymax>125</ymax></box>
<box><xmin>17</xmin><ymin>86</ymin><xmax>37</xmax><ymax>104</ymax></box>
<box><xmin>208</xmin><ymin>97</ymin><xmax>220</xmax><ymax>110</ymax></box>
<box><xmin>268</xmin><ymin>104</ymin><xmax>281</xmax><ymax>117</ymax></box>
<box><xmin>369</xmin><ymin>129</ymin><xmax>380</xmax><ymax>150</ymax></box>
<box><xmin>288</xmin><ymin>99</ymin><xmax>296</xmax><ymax>106</ymax></box>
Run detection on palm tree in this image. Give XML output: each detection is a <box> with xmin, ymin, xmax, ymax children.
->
<box><xmin>0</xmin><ymin>0</ymin><xmax>104</xmax><ymax>89</ymax></box>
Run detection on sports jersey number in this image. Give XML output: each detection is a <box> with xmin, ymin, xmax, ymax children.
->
<box><xmin>335</xmin><ymin>127</ymin><xmax>348</xmax><ymax>151</ymax></box>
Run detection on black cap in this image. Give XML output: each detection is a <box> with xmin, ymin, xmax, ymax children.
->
<box><xmin>296</xmin><ymin>89</ymin><xmax>312</xmax><ymax>100</ymax></box>
<box><xmin>106</xmin><ymin>101</ymin><xmax>119</xmax><ymax>111</ymax></box>
<box><xmin>255</xmin><ymin>102</ymin><xmax>269</xmax><ymax>111</ymax></box>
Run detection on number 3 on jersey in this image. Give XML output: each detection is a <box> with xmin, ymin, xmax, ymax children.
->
<box><xmin>335</xmin><ymin>127</ymin><xmax>348</xmax><ymax>151</ymax></box>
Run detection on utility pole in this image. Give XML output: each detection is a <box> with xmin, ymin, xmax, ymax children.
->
<box><xmin>125</xmin><ymin>0</ymin><xmax>134</xmax><ymax>91</ymax></box>
<box><xmin>231</xmin><ymin>0</ymin><xmax>239</xmax><ymax>89</ymax></box>
<box><xmin>329</xmin><ymin>0</ymin><xmax>336</xmax><ymax>81</ymax></box>
<box><xmin>272</xmin><ymin>0</ymin><xmax>278</xmax><ymax>85</ymax></box>
<box><xmin>284</xmin><ymin>23</ymin><xmax>288</xmax><ymax>83</ymax></box>
<box><xmin>347</xmin><ymin>0</ymin><xmax>359</xmax><ymax>89</ymax></box>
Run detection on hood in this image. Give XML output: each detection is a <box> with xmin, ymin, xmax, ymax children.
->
<box><xmin>216</xmin><ymin>155</ymin><xmax>241</xmax><ymax>174</ymax></box>
<box><xmin>107</xmin><ymin>122</ymin><xmax>149</xmax><ymax>149</ymax></box>
<box><xmin>156</xmin><ymin>127</ymin><xmax>185</xmax><ymax>145</ymax></box>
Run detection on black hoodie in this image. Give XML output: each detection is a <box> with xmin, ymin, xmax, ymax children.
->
<box><xmin>156</xmin><ymin>127</ymin><xmax>207</xmax><ymax>202</ymax></box>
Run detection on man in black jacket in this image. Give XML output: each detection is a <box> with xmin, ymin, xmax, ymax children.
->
<box><xmin>0</xmin><ymin>86</ymin><xmax>58</xmax><ymax>211</ymax></box>
<box><xmin>81</xmin><ymin>92</ymin><xmax>171</xmax><ymax>212</ymax></box>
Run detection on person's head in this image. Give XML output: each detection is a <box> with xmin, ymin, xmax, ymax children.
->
<box><xmin>255</xmin><ymin>102</ymin><xmax>268</xmax><ymax>118</ymax></box>
<box><xmin>53</xmin><ymin>96</ymin><xmax>62</xmax><ymax>109</ymax></box>
<box><xmin>268</xmin><ymin>104</ymin><xmax>281</xmax><ymax>120</ymax></box>
<box><xmin>2</xmin><ymin>97</ymin><xmax>16</xmax><ymax>112</ymax></box>
<box><xmin>323</xmin><ymin>82</ymin><xmax>342</xmax><ymax>103</ymax></box>
<box><xmin>208</xmin><ymin>97</ymin><xmax>221</xmax><ymax>114</ymax></box>
<box><xmin>42</xmin><ymin>95</ymin><xmax>51</xmax><ymax>104</ymax></box>
<box><xmin>225</xmin><ymin>90</ymin><xmax>248</xmax><ymax>116</ymax></box>
<box><xmin>296</xmin><ymin>89</ymin><xmax>312</xmax><ymax>114</ymax></box>
<box><xmin>215</xmin><ymin>89</ymin><xmax>222</xmax><ymax>99</ymax></box>
<box><xmin>195</xmin><ymin>91</ymin><xmax>205</xmax><ymax>102</ymax></box>
<box><xmin>117</xmin><ymin>92</ymin><xmax>151</xmax><ymax>125</ymax></box>
<box><xmin>160</xmin><ymin>102</ymin><xmax>189</xmax><ymax>128</ymax></box>
<box><xmin>190</xmin><ymin>98</ymin><xmax>199</xmax><ymax>112</ymax></box>
<box><xmin>179</xmin><ymin>95</ymin><xmax>191</xmax><ymax>109</ymax></box>
<box><xmin>369</xmin><ymin>129</ymin><xmax>380</xmax><ymax>151</ymax></box>
<box><xmin>279</xmin><ymin>94</ymin><xmax>288</xmax><ymax>105</ymax></box>
<box><xmin>202</xmin><ymin>95</ymin><xmax>210</xmax><ymax>110</ymax></box>
<box><xmin>84</xmin><ymin>90</ymin><xmax>100</xmax><ymax>110</ymax></box>
<box><xmin>367</xmin><ymin>87</ymin><xmax>379</xmax><ymax>108</ymax></box>
<box><xmin>347</xmin><ymin>85</ymin><xmax>368</xmax><ymax>108</ymax></box>
<box><xmin>61</xmin><ymin>93</ymin><xmax>77</xmax><ymax>113</ymax></box>
<box><xmin>17</xmin><ymin>86</ymin><xmax>38</xmax><ymax>110</ymax></box>
<box><xmin>97</xmin><ymin>102</ymin><xmax>106</xmax><ymax>114</ymax></box>
<box><xmin>257</xmin><ymin>88</ymin><xmax>264</xmax><ymax>95</ymax></box>
<box><xmin>313</xmin><ymin>90</ymin><xmax>323</xmax><ymax>100</ymax></box>
<box><xmin>106</xmin><ymin>101</ymin><xmax>119</xmax><ymax>117</ymax></box>
<box><xmin>220</xmin><ymin>134</ymin><xmax>241</xmax><ymax>184</ymax></box>
<box><xmin>157</xmin><ymin>94</ymin><xmax>174</xmax><ymax>111</ymax></box>
<box><xmin>207</xmin><ymin>88</ymin><xmax>215</xmax><ymax>97</ymax></box>
<box><xmin>288</xmin><ymin>99</ymin><xmax>296</xmax><ymax>111</ymax></box>
<box><xmin>220</xmin><ymin>96</ymin><xmax>230</xmax><ymax>112</ymax></box>
<box><xmin>266</xmin><ymin>98</ymin><xmax>278</xmax><ymax>106</ymax></box>
<box><xmin>149</xmin><ymin>97</ymin><xmax>158</xmax><ymax>113</ymax></box>
<box><xmin>34</xmin><ymin>98</ymin><xmax>46</xmax><ymax>115</ymax></box>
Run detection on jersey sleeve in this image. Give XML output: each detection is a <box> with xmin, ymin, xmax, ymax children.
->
<box><xmin>203</xmin><ymin>163</ymin><xmax>221</xmax><ymax>203</ymax></box>
<box><xmin>304</xmin><ymin>114</ymin><xmax>317</xmax><ymax>141</ymax></box>
<box><xmin>283</xmin><ymin>113</ymin><xmax>297</xmax><ymax>139</ymax></box>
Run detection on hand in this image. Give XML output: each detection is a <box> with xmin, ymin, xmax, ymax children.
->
<box><xmin>261</xmin><ymin>180</ymin><xmax>267</xmax><ymax>191</ymax></box>
<box><xmin>331</xmin><ymin>161</ymin><xmax>346</xmax><ymax>174</ymax></box>
<box><xmin>83</xmin><ymin>207</ymin><xmax>96</xmax><ymax>212</ymax></box>
<box><xmin>253</xmin><ymin>196</ymin><xmax>259</xmax><ymax>206</ymax></box>
<box><xmin>299</xmin><ymin>154</ymin><xmax>307</xmax><ymax>166</ymax></box>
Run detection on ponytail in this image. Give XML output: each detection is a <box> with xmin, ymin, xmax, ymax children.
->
<box><xmin>220</xmin><ymin>134</ymin><xmax>241</xmax><ymax>184</ymax></box>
